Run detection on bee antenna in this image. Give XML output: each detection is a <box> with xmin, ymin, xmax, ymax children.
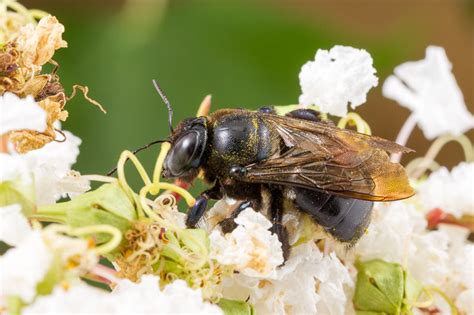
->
<box><xmin>152</xmin><ymin>79</ymin><xmax>174</xmax><ymax>134</ymax></box>
<box><xmin>106</xmin><ymin>139</ymin><xmax>168</xmax><ymax>176</ymax></box>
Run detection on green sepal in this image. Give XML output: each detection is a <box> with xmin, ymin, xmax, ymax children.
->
<box><xmin>6</xmin><ymin>295</ymin><xmax>24</xmax><ymax>315</ymax></box>
<box><xmin>160</xmin><ymin>231</ymin><xmax>183</xmax><ymax>263</ymax></box>
<box><xmin>38</xmin><ymin>182</ymin><xmax>136</xmax><ymax>222</ymax></box>
<box><xmin>403</xmin><ymin>271</ymin><xmax>423</xmax><ymax>309</ymax></box>
<box><xmin>36</xmin><ymin>254</ymin><xmax>63</xmax><ymax>296</ymax></box>
<box><xmin>218</xmin><ymin>298</ymin><xmax>256</xmax><ymax>315</ymax></box>
<box><xmin>178</xmin><ymin>228</ymin><xmax>209</xmax><ymax>254</ymax></box>
<box><xmin>66</xmin><ymin>205</ymin><xmax>131</xmax><ymax>244</ymax></box>
<box><xmin>0</xmin><ymin>179</ymin><xmax>36</xmax><ymax>216</ymax></box>
<box><xmin>355</xmin><ymin>311</ymin><xmax>385</xmax><ymax>315</ymax></box>
<box><xmin>353</xmin><ymin>259</ymin><xmax>404</xmax><ymax>314</ymax></box>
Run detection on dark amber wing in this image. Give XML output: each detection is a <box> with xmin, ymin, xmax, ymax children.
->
<box><xmin>236</xmin><ymin>114</ymin><xmax>414</xmax><ymax>201</ymax></box>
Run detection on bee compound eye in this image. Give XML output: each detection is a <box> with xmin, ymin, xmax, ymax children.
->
<box><xmin>167</xmin><ymin>132</ymin><xmax>199</xmax><ymax>176</ymax></box>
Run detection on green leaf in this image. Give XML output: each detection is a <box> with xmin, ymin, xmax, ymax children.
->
<box><xmin>353</xmin><ymin>259</ymin><xmax>404</xmax><ymax>314</ymax></box>
<box><xmin>218</xmin><ymin>299</ymin><xmax>256</xmax><ymax>315</ymax></box>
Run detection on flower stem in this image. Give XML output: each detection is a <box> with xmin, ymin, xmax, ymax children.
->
<box><xmin>410</xmin><ymin>134</ymin><xmax>473</xmax><ymax>179</ymax></box>
<box><xmin>151</xmin><ymin>142</ymin><xmax>171</xmax><ymax>195</ymax></box>
<box><xmin>337</xmin><ymin>112</ymin><xmax>371</xmax><ymax>135</ymax></box>
<box><xmin>82</xmin><ymin>174</ymin><xmax>117</xmax><ymax>183</ymax></box>
<box><xmin>391</xmin><ymin>113</ymin><xmax>417</xmax><ymax>163</ymax></box>
<box><xmin>425</xmin><ymin>286</ymin><xmax>458</xmax><ymax>315</ymax></box>
<box><xmin>29</xmin><ymin>212</ymin><xmax>66</xmax><ymax>223</ymax></box>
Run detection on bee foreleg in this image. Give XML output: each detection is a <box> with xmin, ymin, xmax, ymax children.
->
<box><xmin>186</xmin><ymin>183</ymin><xmax>223</xmax><ymax>228</ymax></box>
<box><xmin>219</xmin><ymin>200</ymin><xmax>253</xmax><ymax>233</ymax></box>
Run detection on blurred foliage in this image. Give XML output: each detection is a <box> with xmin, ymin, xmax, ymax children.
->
<box><xmin>41</xmin><ymin>0</ymin><xmax>466</xmax><ymax>203</ymax></box>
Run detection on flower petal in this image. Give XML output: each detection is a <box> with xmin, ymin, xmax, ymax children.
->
<box><xmin>382</xmin><ymin>46</ymin><xmax>474</xmax><ymax>139</ymax></box>
<box><xmin>299</xmin><ymin>45</ymin><xmax>378</xmax><ymax>117</ymax></box>
<box><xmin>0</xmin><ymin>204</ymin><xmax>32</xmax><ymax>246</ymax></box>
<box><xmin>0</xmin><ymin>92</ymin><xmax>47</xmax><ymax>135</ymax></box>
<box><xmin>418</xmin><ymin>162</ymin><xmax>474</xmax><ymax>218</ymax></box>
<box><xmin>0</xmin><ymin>231</ymin><xmax>52</xmax><ymax>303</ymax></box>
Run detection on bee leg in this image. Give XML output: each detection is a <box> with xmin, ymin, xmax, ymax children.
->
<box><xmin>268</xmin><ymin>187</ymin><xmax>290</xmax><ymax>262</ymax></box>
<box><xmin>219</xmin><ymin>200</ymin><xmax>254</xmax><ymax>233</ymax></box>
<box><xmin>186</xmin><ymin>183</ymin><xmax>223</xmax><ymax>228</ymax></box>
<box><xmin>285</xmin><ymin>108</ymin><xmax>321</xmax><ymax>122</ymax></box>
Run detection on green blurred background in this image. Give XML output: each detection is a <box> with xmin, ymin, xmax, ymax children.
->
<box><xmin>24</xmin><ymin>0</ymin><xmax>474</xmax><ymax>193</ymax></box>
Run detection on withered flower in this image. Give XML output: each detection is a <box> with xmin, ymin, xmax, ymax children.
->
<box><xmin>15</xmin><ymin>15</ymin><xmax>67</xmax><ymax>70</ymax></box>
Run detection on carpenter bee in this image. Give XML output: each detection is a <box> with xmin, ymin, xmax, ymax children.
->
<box><xmin>115</xmin><ymin>81</ymin><xmax>415</xmax><ymax>260</ymax></box>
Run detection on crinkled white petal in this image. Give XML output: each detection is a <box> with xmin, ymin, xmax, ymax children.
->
<box><xmin>24</xmin><ymin>276</ymin><xmax>222</xmax><ymax>314</ymax></box>
<box><xmin>0</xmin><ymin>92</ymin><xmax>47</xmax><ymax>135</ymax></box>
<box><xmin>221</xmin><ymin>242</ymin><xmax>352</xmax><ymax>315</ymax></box>
<box><xmin>42</xmin><ymin>228</ymin><xmax>98</xmax><ymax>274</ymax></box>
<box><xmin>314</xmin><ymin>252</ymin><xmax>354</xmax><ymax>315</ymax></box>
<box><xmin>0</xmin><ymin>204</ymin><xmax>32</xmax><ymax>246</ymax></box>
<box><xmin>0</xmin><ymin>152</ymin><xmax>33</xmax><ymax>184</ymax></box>
<box><xmin>452</xmin><ymin>244</ymin><xmax>474</xmax><ymax>290</ymax></box>
<box><xmin>56</xmin><ymin>170</ymin><xmax>91</xmax><ymax>200</ymax></box>
<box><xmin>0</xmin><ymin>231</ymin><xmax>52</xmax><ymax>303</ymax></box>
<box><xmin>16</xmin><ymin>130</ymin><xmax>84</xmax><ymax>205</ymax></box>
<box><xmin>382</xmin><ymin>46</ymin><xmax>474</xmax><ymax>139</ymax></box>
<box><xmin>351</xmin><ymin>201</ymin><xmax>426</xmax><ymax>263</ymax></box>
<box><xmin>299</xmin><ymin>45</ymin><xmax>378</xmax><ymax>117</ymax></box>
<box><xmin>418</xmin><ymin>162</ymin><xmax>474</xmax><ymax>218</ymax></box>
<box><xmin>210</xmin><ymin>208</ymin><xmax>283</xmax><ymax>278</ymax></box>
<box><xmin>456</xmin><ymin>288</ymin><xmax>474</xmax><ymax>315</ymax></box>
<box><xmin>407</xmin><ymin>230</ymin><xmax>450</xmax><ymax>286</ymax></box>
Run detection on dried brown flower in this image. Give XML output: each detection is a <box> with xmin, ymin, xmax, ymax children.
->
<box><xmin>15</xmin><ymin>15</ymin><xmax>67</xmax><ymax>69</ymax></box>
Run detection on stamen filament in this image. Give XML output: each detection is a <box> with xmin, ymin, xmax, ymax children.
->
<box><xmin>46</xmin><ymin>224</ymin><xmax>123</xmax><ymax>255</ymax></box>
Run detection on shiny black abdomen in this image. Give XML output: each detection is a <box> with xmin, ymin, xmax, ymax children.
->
<box><xmin>293</xmin><ymin>187</ymin><xmax>373</xmax><ymax>243</ymax></box>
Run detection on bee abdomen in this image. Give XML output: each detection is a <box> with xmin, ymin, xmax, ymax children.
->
<box><xmin>293</xmin><ymin>187</ymin><xmax>373</xmax><ymax>243</ymax></box>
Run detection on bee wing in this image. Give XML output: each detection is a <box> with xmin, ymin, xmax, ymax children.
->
<box><xmin>238</xmin><ymin>114</ymin><xmax>414</xmax><ymax>201</ymax></box>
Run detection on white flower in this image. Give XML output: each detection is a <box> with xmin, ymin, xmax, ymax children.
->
<box><xmin>24</xmin><ymin>276</ymin><xmax>223</xmax><ymax>314</ymax></box>
<box><xmin>221</xmin><ymin>242</ymin><xmax>352</xmax><ymax>315</ymax></box>
<box><xmin>408</xmin><ymin>230</ymin><xmax>450</xmax><ymax>286</ymax></box>
<box><xmin>456</xmin><ymin>288</ymin><xmax>474</xmax><ymax>315</ymax></box>
<box><xmin>0</xmin><ymin>231</ymin><xmax>52</xmax><ymax>303</ymax></box>
<box><xmin>0</xmin><ymin>152</ymin><xmax>32</xmax><ymax>184</ymax></box>
<box><xmin>0</xmin><ymin>93</ymin><xmax>47</xmax><ymax>135</ymax></box>
<box><xmin>298</xmin><ymin>45</ymin><xmax>378</xmax><ymax>117</ymax></box>
<box><xmin>42</xmin><ymin>227</ymin><xmax>98</xmax><ymax>276</ymax></box>
<box><xmin>351</xmin><ymin>201</ymin><xmax>426</xmax><ymax>263</ymax></box>
<box><xmin>314</xmin><ymin>252</ymin><xmax>354</xmax><ymax>315</ymax></box>
<box><xmin>418</xmin><ymin>162</ymin><xmax>474</xmax><ymax>218</ymax></box>
<box><xmin>210</xmin><ymin>208</ymin><xmax>283</xmax><ymax>278</ymax></box>
<box><xmin>0</xmin><ymin>204</ymin><xmax>32</xmax><ymax>246</ymax></box>
<box><xmin>2</xmin><ymin>130</ymin><xmax>89</xmax><ymax>205</ymax></box>
<box><xmin>382</xmin><ymin>46</ymin><xmax>474</xmax><ymax>139</ymax></box>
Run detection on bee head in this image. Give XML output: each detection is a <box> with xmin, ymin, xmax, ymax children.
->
<box><xmin>163</xmin><ymin>117</ymin><xmax>208</xmax><ymax>180</ymax></box>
